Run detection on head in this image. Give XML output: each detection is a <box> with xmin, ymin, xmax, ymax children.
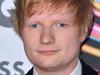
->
<box><xmin>14</xmin><ymin>0</ymin><xmax>93</xmax><ymax>35</ymax></box>
<box><xmin>13</xmin><ymin>0</ymin><xmax>94</xmax><ymax>73</ymax></box>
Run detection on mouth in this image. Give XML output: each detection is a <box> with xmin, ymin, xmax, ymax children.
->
<box><xmin>37</xmin><ymin>48</ymin><xmax>60</xmax><ymax>55</ymax></box>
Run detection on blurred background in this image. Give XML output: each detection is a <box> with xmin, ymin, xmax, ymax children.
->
<box><xmin>0</xmin><ymin>0</ymin><xmax>100</xmax><ymax>75</ymax></box>
<box><xmin>82</xmin><ymin>0</ymin><xmax>100</xmax><ymax>73</ymax></box>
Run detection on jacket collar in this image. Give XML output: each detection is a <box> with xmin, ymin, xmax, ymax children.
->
<box><xmin>26</xmin><ymin>60</ymin><xmax>98</xmax><ymax>75</ymax></box>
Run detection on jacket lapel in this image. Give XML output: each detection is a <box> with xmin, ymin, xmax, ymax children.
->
<box><xmin>26</xmin><ymin>68</ymin><xmax>33</xmax><ymax>75</ymax></box>
<box><xmin>81</xmin><ymin>60</ymin><xmax>98</xmax><ymax>75</ymax></box>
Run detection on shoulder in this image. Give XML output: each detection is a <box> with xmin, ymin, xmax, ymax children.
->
<box><xmin>26</xmin><ymin>67</ymin><xmax>33</xmax><ymax>75</ymax></box>
<box><xmin>81</xmin><ymin>60</ymin><xmax>98</xmax><ymax>75</ymax></box>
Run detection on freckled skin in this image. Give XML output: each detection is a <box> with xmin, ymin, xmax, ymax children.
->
<box><xmin>21</xmin><ymin>7</ymin><xmax>85</xmax><ymax>75</ymax></box>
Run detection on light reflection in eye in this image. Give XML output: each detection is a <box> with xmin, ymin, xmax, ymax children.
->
<box><xmin>29</xmin><ymin>23</ymin><xmax>69</xmax><ymax>30</ymax></box>
<box><xmin>31</xmin><ymin>24</ymin><xmax>42</xmax><ymax>30</ymax></box>
<box><xmin>53</xmin><ymin>23</ymin><xmax>69</xmax><ymax>29</ymax></box>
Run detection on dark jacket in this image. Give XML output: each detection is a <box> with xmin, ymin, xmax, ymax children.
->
<box><xmin>26</xmin><ymin>60</ymin><xmax>98</xmax><ymax>75</ymax></box>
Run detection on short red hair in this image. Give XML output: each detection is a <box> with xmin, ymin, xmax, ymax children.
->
<box><xmin>13</xmin><ymin>0</ymin><xmax>94</xmax><ymax>35</ymax></box>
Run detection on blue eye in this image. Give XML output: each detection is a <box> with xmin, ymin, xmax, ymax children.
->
<box><xmin>54</xmin><ymin>23</ymin><xmax>68</xmax><ymax>29</ymax></box>
<box><xmin>32</xmin><ymin>24</ymin><xmax>38</xmax><ymax>28</ymax></box>
<box><xmin>30</xmin><ymin>24</ymin><xmax>42</xmax><ymax>30</ymax></box>
<box><xmin>58</xmin><ymin>23</ymin><xmax>66</xmax><ymax>27</ymax></box>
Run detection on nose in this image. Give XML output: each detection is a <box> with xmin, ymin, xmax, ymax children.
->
<box><xmin>40</xmin><ymin>28</ymin><xmax>55</xmax><ymax>45</ymax></box>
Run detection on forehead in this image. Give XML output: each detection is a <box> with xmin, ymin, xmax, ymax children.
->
<box><xmin>25</xmin><ymin>6</ymin><xmax>75</xmax><ymax>23</ymax></box>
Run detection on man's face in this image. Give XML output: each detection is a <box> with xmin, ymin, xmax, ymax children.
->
<box><xmin>21</xmin><ymin>7</ymin><xmax>83</xmax><ymax>71</ymax></box>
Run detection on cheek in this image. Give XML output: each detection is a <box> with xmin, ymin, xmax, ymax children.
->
<box><xmin>56</xmin><ymin>29</ymin><xmax>80</xmax><ymax>45</ymax></box>
<box><xmin>56</xmin><ymin>29</ymin><xmax>81</xmax><ymax>54</ymax></box>
<box><xmin>21</xmin><ymin>28</ymin><xmax>41</xmax><ymax>62</ymax></box>
<box><xmin>56</xmin><ymin>32</ymin><xmax>81</xmax><ymax>64</ymax></box>
<box><xmin>21</xmin><ymin>28</ymin><xmax>41</xmax><ymax>52</ymax></box>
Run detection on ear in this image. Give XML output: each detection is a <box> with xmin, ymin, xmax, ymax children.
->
<box><xmin>80</xmin><ymin>26</ymin><xmax>88</xmax><ymax>43</ymax></box>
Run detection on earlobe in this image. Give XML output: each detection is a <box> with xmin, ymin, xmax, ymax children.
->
<box><xmin>80</xmin><ymin>27</ymin><xmax>88</xmax><ymax>43</ymax></box>
<box><xmin>80</xmin><ymin>33</ymin><xmax>87</xmax><ymax>43</ymax></box>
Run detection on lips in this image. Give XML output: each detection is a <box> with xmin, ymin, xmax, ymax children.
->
<box><xmin>37</xmin><ymin>48</ymin><xmax>60</xmax><ymax>55</ymax></box>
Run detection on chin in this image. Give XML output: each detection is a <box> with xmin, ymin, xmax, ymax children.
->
<box><xmin>33</xmin><ymin>59</ymin><xmax>61</xmax><ymax>70</ymax></box>
<box><xmin>35</xmin><ymin>63</ymin><xmax>61</xmax><ymax>71</ymax></box>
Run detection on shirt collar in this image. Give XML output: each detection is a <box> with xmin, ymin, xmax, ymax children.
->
<box><xmin>33</xmin><ymin>67</ymin><xmax>38</xmax><ymax>75</ymax></box>
<box><xmin>33</xmin><ymin>60</ymin><xmax>82</xmax><ymax>75</ymax></box>
<box><xmin>70</xmin><ymin>59</ymin><xmax>82</xmax><ymax>75</ymax></box>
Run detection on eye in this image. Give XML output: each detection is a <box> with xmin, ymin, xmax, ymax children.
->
<box><xmin>31</xmin><ymin>24</ymin><xmax>41</xmax><ymax>30</ymax></box>
<box><xmin>58</xmin><ymin>23</ymin><xmax>66</xmax><ymax>27</ymax></box>
<box><xmin>32</xmin><ymin>24</ymin><xmax>38</xmax><ymax>28</ymax></box>
<box><xmin>53</xmin><ymin>23</ymin><xmax>68</xmax><ymax>29</ymax></box>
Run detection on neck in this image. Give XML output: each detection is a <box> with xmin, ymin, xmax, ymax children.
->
<box><xmin>34</xmin><ymin>58</ymin><xmax>78</xmax><ymax>75</ymax></box>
